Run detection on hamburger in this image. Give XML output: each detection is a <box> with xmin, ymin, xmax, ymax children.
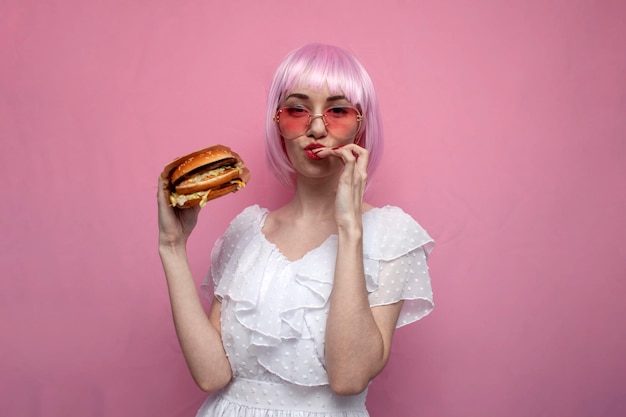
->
<box><xmin>162</xmin><ymin>145</ymin><xmax>250</xmax><ymax>208</ymax></box>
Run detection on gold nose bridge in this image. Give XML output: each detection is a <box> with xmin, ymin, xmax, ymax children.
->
<box><xmin>307</xmin><ymin>113</ymin><xmax>329</xmax><ymax>128</ymax></box>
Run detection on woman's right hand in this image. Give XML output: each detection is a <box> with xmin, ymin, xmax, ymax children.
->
<box><xmin>157</xmin><ymin>176</ymin><xmax>201</xmax><ymax>248</ymax></box>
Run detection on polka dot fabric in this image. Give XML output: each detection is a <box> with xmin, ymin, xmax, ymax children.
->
<box><xmin>198</xmin><ymin>205</ymin><xmax>434</xmax><ymax>416</ymax></box>
<box><xmin>362</xmin><ymin>206</ymin><xmax>435</xmax><ymax>327</ymax></box>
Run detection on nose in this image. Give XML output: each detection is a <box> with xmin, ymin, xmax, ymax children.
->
<box><xmin>306</xmin><ymin>114</ymin><xmax>328</xmax><ymax>139</ymax></box>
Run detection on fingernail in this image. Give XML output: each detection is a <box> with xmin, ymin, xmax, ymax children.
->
<box><xmin>332</xmin><ymin>145</ymin><xmax>345</xmax><ymax>150</ymax></box>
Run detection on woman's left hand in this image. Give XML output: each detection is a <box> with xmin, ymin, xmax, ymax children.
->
<box><xmin>315</xmin><ymin>144</ymin><xmax>370</xmax><ymax>230</ymax></box>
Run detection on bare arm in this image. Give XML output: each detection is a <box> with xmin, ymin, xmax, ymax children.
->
<box><xmin>157</xmin><ymin>177</ymin><xmax>232</xmax><ymax>391</ymax></box>
<box><xmin>325</xmin><ymin>227</ymin><xmax>403</xmax><ymax>395</ymax></box>
<box><xmin>317</xmin><ymin>145</ymin><xmax>402</xmax><ymax>395</ymax></box>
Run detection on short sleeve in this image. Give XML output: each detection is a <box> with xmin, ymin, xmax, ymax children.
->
<box><xmin>200</xmin><ymin>205</ymin><xmax>265</xmax><ymax>301</ymax></box>
<box><xmin>368</xmin><ymin>246</ymin><xmax>434</xmax><ymax>327</ymax></box>
<box><xmin>363</xmin><ymin>206</ymin><xmax>435</xmax><ymax>328</ymax></box>
<box><xmin>200</xmin><ymin>233</ymin><xmax>225</xmax><ymax>301</ymax></box>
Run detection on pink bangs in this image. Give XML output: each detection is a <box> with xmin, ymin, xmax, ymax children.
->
<box><xmin>274</xmin><ymin>46</ymin><xmax>367</xmax><ymax>107</ymax></box>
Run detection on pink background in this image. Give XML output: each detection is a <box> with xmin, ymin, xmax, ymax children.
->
<box><xmin>1</xmin><ymin>1</ymin><xmax>625</xmax><ymax>416</ymax></box>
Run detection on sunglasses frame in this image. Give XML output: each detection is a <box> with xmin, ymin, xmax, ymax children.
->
<box><xmin>273</xmin><ymin>105</ymin><xmax>364</xmax><ymax>140</ymax></box>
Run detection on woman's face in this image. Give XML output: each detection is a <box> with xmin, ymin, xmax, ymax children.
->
<box><xmin>277</xmin><ymin>86</ymin><xmax>361</xmax><ymax>181</ymax></box>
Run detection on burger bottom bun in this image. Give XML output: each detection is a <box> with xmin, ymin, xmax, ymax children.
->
<box><xmin>170</xmin><ymin>182</ymin><xmax>241</xmax><ymax>208</ymax></box>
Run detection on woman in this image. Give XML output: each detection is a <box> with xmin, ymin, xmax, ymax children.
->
<box><xmin>157</xmin><ymin>43</ymin><xmax>434</xmax><ymax>416</ymax></box>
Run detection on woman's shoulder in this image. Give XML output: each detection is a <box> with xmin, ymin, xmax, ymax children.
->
<box><xmin>224</xmin><ymin>204</ymin><xmax>268</xmax><ymax>234</ymax></box>
<box><xmin>363</xmin><ymin>204</ymin><xmax>421</xmax><ymax>227</ymax></box>
<box><xmin>362</xmin><ymin>205</ymin><xmax>434</xmax><ymax>259</ymax></box>
<box><xmin>233</xmin><ymin>204</ymin><xmax>268</xmax><ymax>221</ymax></box>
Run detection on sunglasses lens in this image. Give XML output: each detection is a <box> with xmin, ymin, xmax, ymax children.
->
<box><xmin>276</xmin><ymin>106</ymin><xmax>361</xmax><ymax>140</ymax></box>
<box><xmin>277</xmin><ymin>108</ymin><xmax>309</xmax><ymax>139</ymax></box>
<box><xmin>324</xmin><ymin>107</ymin><xmax>360</xmax><ymax>138</ymax></box>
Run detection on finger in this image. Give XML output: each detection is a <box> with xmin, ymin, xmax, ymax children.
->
<box><xmin>334</xmin><ymin>144</ymin><xmax>368</xmax><ymax>161</ymax></box>
<box><xmin>343</xmin><ymin>143</ymin><xmax>369</xmax><ymax>162</ymax></box>
<box><xmin>157</xmin><ymin>176</ymin><xmax>172</xmax><ymax>205</ymax></box>
<box><xmin>316</xmin><ymin>146</ymin><xmax>357</xmax><ymax>165</ymax></box>
<box><xmin>333</xmin><ymin>145</ymin><xmax>369</xmax><ymax>181</ymax></box>
<box><xmin>157</xmin><ymin>175</ymin><xmax>170</xmax><ymax>193</ymax></box>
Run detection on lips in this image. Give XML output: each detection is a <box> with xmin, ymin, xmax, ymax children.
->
<box><xmin>304</xmin><ymin>143</ymin><xmax>326</xmax><ymax>160</ymax></box>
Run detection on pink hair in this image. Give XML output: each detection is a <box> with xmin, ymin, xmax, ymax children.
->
<box><xmin>264</xmin><ymin>43</ymin><xmax>384</xmax><ymax>188</ymax></box>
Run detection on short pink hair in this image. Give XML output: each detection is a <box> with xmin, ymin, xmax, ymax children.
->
<box><xmin>265</xmin><ymin>43</ymin><xmax>384</xmax><ymax>188</ymax></box>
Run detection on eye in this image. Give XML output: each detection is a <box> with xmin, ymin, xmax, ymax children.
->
<box><xmin>325</xmin><ymin>106</ymin><xmax>352</xmax><ymax>118</ymax></box>
<box><xmin>284</xmin><ymin>106</ymin><xmax>310</xmax><ymax>118</ymax></box>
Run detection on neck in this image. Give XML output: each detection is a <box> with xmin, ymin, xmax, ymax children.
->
<box><xmin>285</xmin><ymin>175</ymin><xmax>339</xmax><ymax>220</ymax></box>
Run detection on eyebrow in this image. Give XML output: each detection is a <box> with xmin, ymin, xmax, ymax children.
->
<box><xmin>284</xmin><ymin>93</ymin><xmax>348</xmax><ymax>102</ymax></box>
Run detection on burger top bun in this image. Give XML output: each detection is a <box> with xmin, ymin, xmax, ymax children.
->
<box><xmin>161</xmin><ymin>144</ymin><xmax>247</xmax><ymax>182</ymax></box>
<box><xmin>169</xmin><ymin>147</ymin><xmax>238</xmax><ymax>185</ymax></box>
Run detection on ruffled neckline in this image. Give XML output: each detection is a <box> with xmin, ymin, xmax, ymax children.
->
<box><xmin>256</xmin><ymin>207</ymin><xmax>380</xmax><ymax>263</ymax></box>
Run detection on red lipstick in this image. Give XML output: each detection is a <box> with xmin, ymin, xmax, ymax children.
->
<box><xmin>304</xmin><ymin>143</ymin><xmax>325</xmax><ymax>160</ymax></box>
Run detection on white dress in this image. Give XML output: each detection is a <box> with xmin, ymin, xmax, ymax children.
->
<box><xmin>197</xmin><ymin>205</ymin><xmax>434</xmax><ymax>417</ymax></box>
